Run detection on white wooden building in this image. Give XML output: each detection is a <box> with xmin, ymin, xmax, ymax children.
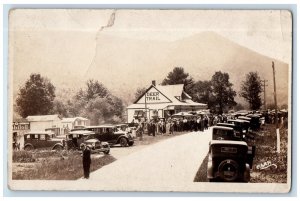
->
<box><xmin>61</xmin><ymin>117</ymin><xmax>90</xmax><ymax>134</ymax></box>
<box><xmin>126</xmin><ymin>82</ymin><xmax>207</xmax><ymax>122</ymax></box>
<box><xmin>26</xmin><ymin>115</ymin><xmax>62</xmax><ymax>135</ymax></box>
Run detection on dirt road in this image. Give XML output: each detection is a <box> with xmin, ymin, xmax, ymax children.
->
<box><xmin>78</xmin><ymin>128</ymin><xmax>212</xmax><ymax>191</ymax></box>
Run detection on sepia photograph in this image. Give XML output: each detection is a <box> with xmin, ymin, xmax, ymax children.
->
<box><xmin>8</xmin><ymin>9</ymin><xmax>292</xmax><ymax>193</ymax></box>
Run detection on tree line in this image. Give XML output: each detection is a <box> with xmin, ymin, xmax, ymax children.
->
<box><xmin>16</xmin><ymin>68</ymin><xmax>264</xmax><ymax>124</ymax></box>
<box><xmin>16</xmin><ymin>74</ymin><xmax>124</xmax><ymax>125</ymax></box>
<box><xmin>136</xmin><ymin>67</ymin><xmax>264</xmax><ymax>113</ymax></box>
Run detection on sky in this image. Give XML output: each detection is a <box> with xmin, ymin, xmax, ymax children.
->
<box><xmin>9</xmin><ymin>9</ymin><xmax>292</xmax><ymax>105</ymax></box>
<box><xmin>10</xmin><ymin>9</ymin><xmax>292</xmax><ymax>64</ymax></box>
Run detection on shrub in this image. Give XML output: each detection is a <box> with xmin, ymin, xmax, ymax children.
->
<box><xmin>12</xmin><ymin>151</ymin><xmax>35</xmax><ymax>163</ymax></box>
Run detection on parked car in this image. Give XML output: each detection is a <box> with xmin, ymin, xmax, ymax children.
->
<box><xmin>227</xmin><ymin>119</ymin><xmax>250</xmax><ymax>135</ymax></box>
<box><xmin>246</xmin><ymin>114</ymin><xmax>262</xmax><ymax>131</ymax></box>
<box><xmin>216</xmin><ymin>123</ymin><xmax>244</xmax><ymax>140</ymax></box>
<box><xmin>76</xmin><ymin>125</ymin><xmax>134</xmax><ymax>147</ymax></box>
<box><xmin>211</xmin><ymin>126</ymin><xmax>255</xmax><ymax>164</ymax></box>
<box><xmin>66</xmin><ymin>130</ymin><xmax>110</xmax><ymax>154</ymax></box>
<box><xmin>212</xmin><ymin>126</ymin><xmax>239</xmax><ymax>141</ymax></box>
<box><xmin>207</xmin><ymin>140</ymin><xmax>252</xmax><ymax>182</ymax></box>
<box><xmin>23</xmin><ymin>131</ymin><xmax>65</xmax><ymax>151</ymax></box>
<box><xmin>115</xmin><ymin>124</ymin><xmax>129</xmax><ymax>132</ymax></box>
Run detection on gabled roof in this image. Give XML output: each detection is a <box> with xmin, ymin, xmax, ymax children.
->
<box><xmin>61</xmin><ymin>117</ymin><xmax>89</xmax><ymax>123</ymax></box>
<box><xmin>26</xmin><ymin>115</ymin><xmax>61</xmax><ymax>122</ymax></box>
<box><xmin>134</xmin><ymin>84</ymin><xmax>172</xmax><ymax>104</ymax></box>
<box><xmin>130</xmin><ymin>83</ymin><xmax>207</xmax><ymax>109</ymax></box>
<box><xmin>13</xmin><ymin>118</ymin><xmax>29</xmax><ymax>123</ymax></box>
<box><xmin>134</xmin><ymin>84</ymin><xmax>190</xmax><ymax>104</ymax></box>
<box><xmin>155</xmin><ymin>84</ymin><xmax>184</xmax><ymax>101</ymax></box>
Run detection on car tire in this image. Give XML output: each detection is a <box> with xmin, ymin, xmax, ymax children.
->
<box><xmin>53</xmin><ymin>145</ymin><xmax>63</xmax><ymax>151</ymax></box>
<box><xmin>24</xmin><ymin>145</ymin><xmax>33</xmax><ymax>151</ymax></box>
<box><xmin>218</xmin><ymin>159</ymin><xmax>239</xmax><ymax>182</ymax></box>
<box><xmin>128</xmin><ymin>141</ymin><xmax>134</xmax><ymax>146</ymax></box>
<box><xmin>119</xmin><ymin>138</ymin><xmax>128</xmax><ymax>147</ymax></box>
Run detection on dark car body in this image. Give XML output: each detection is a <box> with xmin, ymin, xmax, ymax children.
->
<box><xmin>207</xmin><ymin>140</ymin><xmax>252</xmax><ymax>182</ymax></box>
<box><xmin>23</xmin><ymin>131</ymin><xmax>65</xmax><ymax>151</ymax></box>
<box><xmin>66</xmin><ymin>130</ymin><xmax>110</xmax><ymax>154</ymax></box>
<box><xmin>216</xmin><ymin>123</ymin><xmax>244</xmax><ymax>140</ymax></box>
<box><xmin>246</xmin><ymin>114</ymin><xmax>262</xmax><ymax>131</ymax></box>
<box><xmin>212</xmin><ymin>126</ymin><xmax>239</xmax><ymax>141</ymax></box>
<box><xmin>75</xmin><ymin>125</ymin><xmax>134</xmax><ymax>147</ymax></box>
<box><xmin>227</xmin><ymin>119</ymin><xmax>250</xmax><ymax>135</ymax></box>
<box><xmin>211</xmin><ymin>126</ymin><xmax>255</xmax><ymax>166</ymax></box>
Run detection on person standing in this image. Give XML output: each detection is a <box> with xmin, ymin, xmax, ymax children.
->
<box><xmin>80</xmin><ymin>143</ymin><xmax>91</xmax><ymax>179</ymax></box>
<box><xmin>170</xmin><ymin>121</ymin><xmax>174</xmax><ymax>135</ymax></box>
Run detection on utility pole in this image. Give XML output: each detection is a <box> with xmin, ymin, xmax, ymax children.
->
<box><xmin>272</xmin><ymin>61</ymin><xmax>280</xmax><ymax>153</ymax></box>
<box><xmin>260</xmin><ymin>79</ymin><xmax>268</xmax><ymax>110</ymax></box>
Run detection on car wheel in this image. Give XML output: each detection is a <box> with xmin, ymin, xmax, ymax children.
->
<box><xmin>218</xmin><ymin>159</ymin><xmax>239</xmax><ymax>182</ymax></box>
<box><xmin>120</xmin><ymin>138</ymin><xmax>128</xmax><ymax>147</ymax></box>
<box><xmin>53</xmin><ymin>145</ymin><xmax>63</xmax><ymax>151</ymax></box>
<box><xmin>128</xmin><ymin>141</ymin><xmax>134</xmax><ymax>146</ymax></box>
<box><xmin>24</xmin><ymin>145</ymin><xmax>33</xmax><ymax>151</ymax></box>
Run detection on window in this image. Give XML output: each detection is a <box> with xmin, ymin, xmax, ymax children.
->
<box><xmin>40</xmin><ymin>134</ymin><xmax>46</xmax><ymax>140</ymax></box>
<box><xmin>34</xmin><ymin>134</ymin><xmax>39</xmax><ymax>139</ymax></box>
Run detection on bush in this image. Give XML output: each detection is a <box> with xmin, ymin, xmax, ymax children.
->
<box><xmin>13</xmin><ymin>151</ymin><xmax>35</xmax><ymax>163</ymax></box>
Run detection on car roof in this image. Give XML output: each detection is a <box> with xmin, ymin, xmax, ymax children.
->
<box><xmin>68</xmin><ymin>130</ymin><xmax>95</xmax><ymax>135</ymax></box>
<box><xmin>238</xmin><ymin>116</ymin><xmax>251</xmax><ymax>120</ymax></box>
<box><xmin>212</xmin><ymin>126</ymin><xmax>234</xmax><ymax>130</ymax></box>
<box><xmin>210</xmin><ymin>140</ymin><xmax>247</xmax><ymax>146</ymax></box>
<box><xmin>217</xmin><ymin>123</ymin><xmax>235</xmax><ymax>126</ymax></box>
<box><xmin>228</xmin><ymin>119</ymin><xmax>249</xmax><ymax>123</ymax></box>
<box><xmin>86</xmin><ymin>125</ymin><xmax>116</xmax><ymax>128</ymax></box>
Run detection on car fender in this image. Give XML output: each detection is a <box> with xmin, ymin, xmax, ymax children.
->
<box><xmin>207</xmin><ymin>154</ymin><xmax>214</xmax><ymax>179</ymax></box>
<box><xmin>24</xmin><ymin>143</ymin><xmax>34</xmax><ymax>149</ymax></box>
<box><xmin>243</xmin><ymin>164</ymin><xmax>251</xmax><ymax>182</ymax></box>
<box><xmin>117</xmin><ymin>135</ymin><xmax>128</xmax><ymax>143</ymax></box>
<box><xmin>51</xmin><ymin>143</ymin><xmax>64</xmax><ymax>150</ymax></box>
<box><xmin>101</xmin><ymin>142</ymin><xmax>109</xmax><ymax>146</ymax></box>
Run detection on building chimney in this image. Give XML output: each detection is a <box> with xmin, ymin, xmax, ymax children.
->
<box><xmin>152</xmin><ymin>80</ymin><xmax>156</xmax><ymax>86</ymax></box>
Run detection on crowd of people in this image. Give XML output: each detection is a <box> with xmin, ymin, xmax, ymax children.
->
<box><xmin>130</xmin><ymin>114</ymin><xmax>234</xmax><ymax>137</ymax></box>
<box><xmin>129</xmin><ymin>109</ymin><xmax>289</xmax><ymax>137</ymax></box>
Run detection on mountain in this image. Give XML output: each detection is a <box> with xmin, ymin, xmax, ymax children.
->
<box><xmin>12</xmin><ymin>31</ymin><xmax>289</xmax><ymax>108</ymax></box>
<box><xmin>86</xmin><ymin>31</ymin><xmax>289</xmax><ymax>107</ymax></box>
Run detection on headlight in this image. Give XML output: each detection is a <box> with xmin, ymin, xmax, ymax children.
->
<box><xmin>242</xmin><ymin>130</ymin><xmax>246</xmax><ymax>133</ymax></box>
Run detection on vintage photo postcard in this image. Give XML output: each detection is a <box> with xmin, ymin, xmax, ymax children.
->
<box><xmin>8</xmin><ymin>9</ymin><xmax>292</xmax><ymax>193</ymax></box>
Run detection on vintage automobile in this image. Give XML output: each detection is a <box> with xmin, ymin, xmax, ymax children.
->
<box><xmin>212</xmin><ymin>126</ymin><xmax>240</xmax><ymax>141</ymax></box>
<box><xmin>23</xmin><ymin>131</ymin><xmax>65</xmax><ymax>151</ymax></box>
<box><xmin>211</xmin><ymin>126</ymin><xmax>255</xmax><ymax>165</ymax></box>
<box><xmin>66</xmin><ymin>130</ymin><xmax>110</xmax><ymax>154</ymax></box>
<box><xmin>207</xmin><ymin>140</ymin><xmax>252</xmax><ymax>182</ymax></box>
<box><xmin>216</xmin><ymin>123</ymin><xmax>244</xmax><ymax>140</ymax></box>
<box><xmin>76</xmin><ymin>125</ymin><xmax>134</xmax><ymax>147</ymax></box>
<box><xmin>246</xmin><ymin>114</ymin><xmax>262</xmax><ymax>131</ymax></box>
<box><xmin>227</xmin><ymin>119</ymin><xmax>250</xmax><ymax>134</ymax></box>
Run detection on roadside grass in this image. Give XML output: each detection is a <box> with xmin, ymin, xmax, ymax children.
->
<box><xmin>250</xmin><ymin>124</ymin><xmax>288</xmax><ymax>183</ymax></box>
<box><xmin>193</xmin><ymin>124</ymin><xmax>288</xmax><ymax>183</ymax></box>
<box><xmin>13</xmin><ymin>151</ymin><xmax>36</xmax><ymax>163</ymax></box>
<box><xmin>12</xmin><ymin>150</ymin><xmax>116</xmax><ymax>180</ymax></box>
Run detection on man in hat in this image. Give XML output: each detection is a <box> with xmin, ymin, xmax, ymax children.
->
<box><xmin>80</xmin><ymin>143</ymin><xmax>91</xmax><ymax>179</ymax></box>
